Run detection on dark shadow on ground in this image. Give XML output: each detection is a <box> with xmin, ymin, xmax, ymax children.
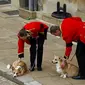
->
<box><xmin>0</xmin><ymin>0</ymin><xmax>11</xmax><ymax>5</ymax></box>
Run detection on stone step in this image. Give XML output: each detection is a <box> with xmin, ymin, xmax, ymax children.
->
<box><xmin>19</xmin><ymin>8</ymin><xmax>36</xmax><ymax>20</ymax></box>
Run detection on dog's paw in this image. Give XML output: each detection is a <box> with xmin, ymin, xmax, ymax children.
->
<box><xmin>7</xmin><ymin>64</ymin><xmax>11</xmax><ymax>69</ymax></box>
<box><xmin>60</xmin><ymin>74</ymin><xmax>63</xmax><ymax>77</ymax></box>
<box><xmin>63</xmin><ymin>74</ymin><xmax>67</xmax><ymax>78</ymax></box>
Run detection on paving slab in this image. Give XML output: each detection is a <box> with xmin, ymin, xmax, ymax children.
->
<box><xmin>0</xmin><ymin>76</ymin><xmax>18</xmax><ymax>85</ymax></box>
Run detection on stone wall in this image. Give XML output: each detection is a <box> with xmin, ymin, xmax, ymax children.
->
<box><xmin>11</xmin><ymin>0</ymin><xmax>20</xmax><ymax>9</ymax></box>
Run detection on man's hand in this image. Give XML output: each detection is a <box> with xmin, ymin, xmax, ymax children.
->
<box><xmin>18</xmin><ymin>53</ymin><xmax>24</xmax><ymax>58</ymax></box>
<box><xmin>61</xmin><ymin>57</ymin><xmax>67</xmax><ymax>69</ymax></box>
<box><xmin>61</xmin><ymin>60</ymin><xmax>66</xmax><ymax>69</ymax></box>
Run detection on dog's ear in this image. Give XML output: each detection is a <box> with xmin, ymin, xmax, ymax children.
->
<box><xmin>59</xmin><ymin>56</ymin><xmax>63</xmax><ymax>61</ymax></box>
<box><xmin>7</xmin><ymin>64</ymin><xmax>12</xmax><ymax>69</ymax></box>
<box><xmin>54</xmin><ymin>55</ymin><xmax>57</xmax><ymax>58</ymax></box>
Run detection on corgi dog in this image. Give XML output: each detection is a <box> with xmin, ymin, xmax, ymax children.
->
<box><xmin>7</xmin><ymin>59</ymin><xmax>28</xmax><ymax>77</ymax></box>
<box><xmin>52</xmin><ymin>56</ymin><xmax>68</xmax><ymax>78</ymax></box>
<box><xmin>52</xmin><ymin>55</ymin><xmax>78</xmax><ymax>78</ymax></box>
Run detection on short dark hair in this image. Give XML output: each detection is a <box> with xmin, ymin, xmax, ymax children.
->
<box><xmin>50</xmin><ymin>25</ymin><xmax>60</xmax><ymax>33</ymax></box>
<box><xmin>18</xmin><ymin>28</ymin><xmax>27</xmax><ymax>37</ymax></box>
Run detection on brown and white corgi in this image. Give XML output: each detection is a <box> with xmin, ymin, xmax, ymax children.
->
<box><xmin>52</xmin><ymin>55</ymin><xmax>78</xmax><ymax>78</ymax></box>
<box><xmin>7</xmin><ymin>59</ymin><xmax>28</xmax><ymax>77</ymax></box>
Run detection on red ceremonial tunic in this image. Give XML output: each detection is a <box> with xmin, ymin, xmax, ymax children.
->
<box><xmin>61</xmin><ymin>17</ymin><xmax>85</xmax><ymax>57</ymax></box>
<box><xmin>18</xmin><ymin>21</ymin><xmax>48</xmax><ymax>55</ymax></box>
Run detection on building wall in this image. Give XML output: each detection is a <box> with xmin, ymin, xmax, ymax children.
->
<box><xmin>43</xmin><ymin>0</ymin><xmax>77</xmax><ymax>15</ymax></box>
<box><xmin>43</xmin><ymin>0</ymin><xmax>85</xmax><ymax>16</ymax></box>
<box><xmin>11</xmin><ymin>0</ymin><xmax>20</xmax><ymax>8</ymax></box>
<box><xmin>43</xmin><ymin>0</ymin><xmax>64</xmax><ymax>13</ymax></box>
<box><xmin>17</xmin><ymin>0</ymin><xmax>85</xmax><ymax>15</ymax></box>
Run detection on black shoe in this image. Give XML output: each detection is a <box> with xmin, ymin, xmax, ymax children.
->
<box><xmin>29</xmin><ymin>67</ymin><xmax>35</xmax><ymax>72</ymax></box>
<box><xmin>37</xmin><ymin>67</ymin><xmax>42</xmax><ymax>71</ymax></box>
<box><xmin>72</xmin><ymin>76</ymin><xmax>85</xmax><ymax>80</ymax></box>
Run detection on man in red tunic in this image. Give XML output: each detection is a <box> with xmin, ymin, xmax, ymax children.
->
<box><xmin>50</xmin><ymin>17</ymin><xmax>85</xmax><ymax>79</ymax></box>
<box><xmin>18</xmin><ymin>21</ymin><xmax>48</xmax><ymax>71</ymax></box>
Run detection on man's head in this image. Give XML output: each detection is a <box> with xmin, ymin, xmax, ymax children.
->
<box><xmin>50</xmin><ymin>25</ymin><xmax>61</xmax><ymax>36</ymax></box>
<box><xmin>18</xmin><ymin>29</ymin><xmax>31</xmax><ymax>40</ymax></box>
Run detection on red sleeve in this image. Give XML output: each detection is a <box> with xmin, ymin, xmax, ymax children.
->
<box><xmin>65</xmin><ymin>46</ymin><xmax>72</xmax><ymax>57</ymax></box>
<box><xmin>18</xmin><ymin>38</ymin><xmax>24</xmax><ymax>54</ymax></box>
<box><xmin>43</xmin><ymin>24</ymin><xmax>48</xmax><ymax>29</ymax></box>
<box><xmin>24</xmin><ymin>39</ymin><xmax>30</xmax><ymax>44</ymax></box>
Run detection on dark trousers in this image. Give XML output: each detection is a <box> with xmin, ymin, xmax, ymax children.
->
<box><xmin>76</xmin><ymin>40</ymin><xmax>85</xmax><ymax>77</ymax></box>
<box><xmin>29</xmin><ymin>35</ymin><xmax>45</xmax><ymax>68</ymax></box>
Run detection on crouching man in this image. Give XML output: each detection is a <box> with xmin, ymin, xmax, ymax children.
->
<box><xmin>18</xmin><ymin>21</ymin><xmax>48</xmax><ymax>71</ymax></box>
<box><xmin>50</xmin><ymin>17</ymin><xmax>85</xmax><ymax>80</ymax></box>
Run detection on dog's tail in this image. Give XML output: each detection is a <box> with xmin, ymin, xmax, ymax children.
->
<box><xmin>7</xmin><ymin>64</ymin><xmax>12</xmax><ymax>69</ymax></box>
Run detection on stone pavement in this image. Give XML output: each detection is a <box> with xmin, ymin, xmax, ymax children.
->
<box><xmin>0</xmin><ymin>76</ymin><xmax>18</xmax><ymax>85</ymax></box>
<box><xmin>0</xmin><ymin>4</ymin><xmax>85</xmax><ymax>85</ymax></box>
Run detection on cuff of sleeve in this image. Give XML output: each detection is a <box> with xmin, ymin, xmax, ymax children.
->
<box><xmin>18</xmin><ymin>53</ymin><xmax>24</xmax><ymax>58</ymax></box>
<box><xmin>64</xmin><ymin>56</ymin><xmax>69</xmax><ymax>60</ymax></box>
